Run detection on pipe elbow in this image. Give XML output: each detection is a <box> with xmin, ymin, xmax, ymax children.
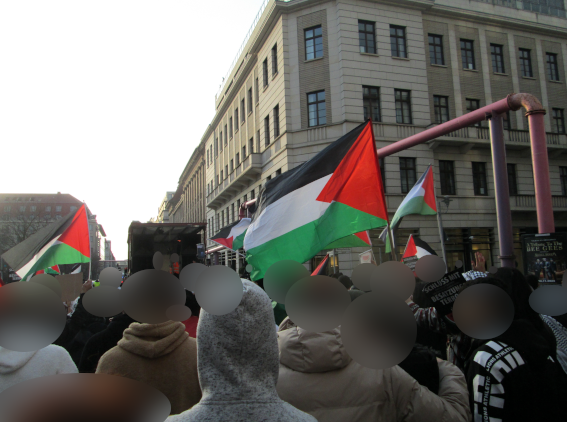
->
<box><xmin>507</xmin><ymin>93</ymin><xmax>545</xmax><ymax>114</ymax></box>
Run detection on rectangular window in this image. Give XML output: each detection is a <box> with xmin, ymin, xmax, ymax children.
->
<box><xmin>249</xmin><ymin>138</ymin><xmax>254</xmax><ymax>154</ymax></box>
<box><xmin>273</xmin><ymin>105</ymin><xmax>280</xmax><ymax>137</ymax></box>
<box><xmin>221</xmin><ymin>211</ymin><xmax>225</xmax><ymax>227</ymax></box>
<box><xmin>358</xmin><ymin>20</ymin><xmax>376</xmax><ymax>54</ymax></box>
<box><xmin>466</xmin><ymin>99</ymin><xmax>481</xmax><ymax>127</ymax></box>
<box><xmin>428</xmin><ymin>34</ymin><xmax>444</xmax><ymax>65</ymax></box>
<box><xmin>390</xmin><ymin>25</ymin><xmax>407</xmax><ymax>58</ymax></box>
<box><xmin>29</xmin><ymin>205</ymin><xmax>36</xmax><ymax>212</ymax></box>
<box><xmin>265</xmin><ymin>115</ymin><xmax>270</xmax><ymax>146</ymax></box>
<box><xmin>248</xmin><ymin>88</ymin><xmax>253</xmax><ymax>113</ymax></box>
<box><xmin>242</xmin><ymin>146</ymin><xmax>246</xmax><ymax>159</ymax></box>
<box><xmin>399</xmin><ymin>158</ymin><xmax>417</xmax><ymax>194</ymax></box>
<box><xmin>547</xmin><ymin>53</ymin><xmax>559</xmax><ymax>81</ymax></box>
<box><xmin>220</xmin><ymin>132</ymin><xmax>223</xmax><ymax>151</ymax></box>
<box><xmin>3</xmin><ymin>206</ymin><xmax>10</xmax><ymax>212</ymax></box>
<box><xmin>395</xmin><ymin>89</ymin><xmax>412</xmax><ymax>124</ymax></box>
<box><xmin>251</xmin><ymin>189</ymin><xmax>255</xmax><ymax>199</ymax></box>
<box><xmin>552</xmin><ymin>108</ymin><xmax>565</xmax><ymax>134</ymax></box>
<box><xmin>207</xmin><ymin>149</ymin><xmax>210</xmax><ymax>167</ymax></box>
<box><xmin>229</xmin><ymin>117</ymin><xmax>233</xmax><ymax>138</ymax></box>
<box><xmin>433</xmin><ymin>95</ymin><xmax>450</xmax><ymax>124</ymax></box>
<box><xmin>307</xmin><ymin>90</ymin><xmax>326</xmax><ymax>127</ymax></box>
<box><xmin>362</xmin><ymin>86</ymin><xmax>380</xmax><ymax>122</ymax></box>
<box><xmin>236</xmin><ymin>153</ymin><xmax>240</xmax><ymax>166</ymax></box>
<box><xmin>220</xmin><ymin>170</ymin><xmax>223</xmax><ymax>181</ymax></box>
<box><xmin>263</xmin><ymin>59</ymin><xmax>268</xmax><ymax>88</ymax></box>
<box><xmin>503</xmin><ymin>111</ymin><xmax>510</xmax><ymax>130</ymax></box>
<box><xmin>230</xmin><ymin>159</ymin><xmax>234</xmax><ymax>173</ymax></box>
<box><xmin>472</xmin><ymin>162</ymin><xmax>488</xmax><ymax>196</ymax></box>
<box><xmin>257</xmin><ymin>130</ymin><xmax>260</xmax><ymax>153</ymax></box>
<box><xmin>272</xmin><ymin>43</ymin><xmax>278</xmax><ymax>75</ymax></box>
<box><xmin>379</xmin><ymin>157</ymin><xmax>386</xmax><ymax>193</ymax></box>
<box><xmin>45</xmin><ymin>206</ymin><xmax>51</xmax><ymax>212</ymax></box>
<box><xmin>276</xmin><ymin>168</ymin><xmax>282</xmax><ymax>176</ymax></box>
<box><xmin>560</xmin><ymin>167</ymin><xmax>567</xmax><ymax>196</ymax></box>
<box><xmin>460</xmin><ymin>39</ymin><xmax>475</xmax><ymax>70</ymax></box>
<box><xmin>225</xmin><ymin>165</ymin><xmax>228</xmax><ymax>178</ymax></box>
<box><xmin>519</xmin><ymin>48</ymin><xmax>533</xmax><ymax>77</ymax></box>
<box><xmin>56</xmin><ymin>206</ymin><xmax>62</xmax><ymax>212</ymax></box>
<box><xmin>215</xmin><ymin>135</ymin><xmax>219</xmax><ymax>155</ymax></box>
<box><xmin>439</xmin><ymin>160</ymin><xmax>456</xmax><ymax>195</ymax></box>
<box><xmin>267</xmin><ymin>175</ymin><xmax>272</xmax><ymax>181</ymax></box>
<box><xmin>234</xmin><ymin>110</ymin><xmax>239</xmax><ymax>131</ymax></box>
<box><xmin>490</xmin><ymin>44</ymin><xmax>505</xmax><ymax>73</ymax></box>
<box><xmin>241</xmin><ymin>100</ymin><xmax>245</xmax><ymax>122</ymax></box>
<box><xmin>305</xmin><ymin>26</ymin><xmax>323</xmax><ymax>60</ymax></box>
<box><xmin>224</xmin><ymin>125</ymin><xmax>227</xmax><ymax>145</ymax></box>
<box><xmin>231</xmin><ymin>204</ymin><xmax>235</xmax><ymax>223</ymax></box>
<box><xmin>507</xmin><ymin>163</ymin><xmax>518</xmax><ymax>196</ymax></box>
<box><xmin>255</xmin><ymin>78</ymin><xmax>259</xmax><ymax>103</ymax></box>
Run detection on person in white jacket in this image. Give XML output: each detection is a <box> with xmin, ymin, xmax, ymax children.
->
<box><xmin>0</xmin><ymin>345</ymin><xmax>78</xmax><ymax>393</ymax></box>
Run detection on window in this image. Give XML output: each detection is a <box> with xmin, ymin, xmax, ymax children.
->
<box><xmin>466</xmin><ymin>99</ymin><xmax>481</xmax><ymax>127</ymax></box>
<box><xmin>56</xmin><ymin>214</ymin><xmax>62</xmax><ymax>220</ymax></box>
<box><xmin>30</xmin><ymin>206</ymin><xmax>37</xmax><ymax>212</ymax></box>
<box><xmin>255</xmin><ymin>78</ymin><xmax>259</xmax><ymax>103</ymax></box>
<box><xmin>460</xmin><ymin>39</ymin><xmax>475</xmax><ymax>70</ymax></box>
<box><xmin>249</xmin><ymin>138</ymin><xmax>254</xmax><ymax>154</ymax></box>
<box><xmin>440</xmin><ymin>161</ymin><xmax>456</xmax><ymax>195</ymax></box>
<box><xmin>519</xmin><ymin>49</ymin><xmax>533</xmax><ymax>77</ymax></box>
<box><xmin>472</xmin><ymin>162</ymin><xmax>488</xmax><ymax>196</ymax></box>
<box><xmin>236</xmin><ymin>108</ymin><xmax>240</xmax><ymax>130</ymax></box>
<box><xmin>55</xmin><ymin>206</ymin><xmax>62</xmax><ymax>212</ymax></box>
<box><xmin>242</xmin><ymin>146</ymin><xmax>246</xmax><ymax>160</ymax></box>
<box><xmin>45</xmin><ymin>206</ymin><xmax>51</xmax><ymax>212</ymax></box>
<box><xmin>229</xmin><ymin>117</ymin><xmax>233</xmax><ymax>138</ymax></box>
<box><xmin>3</xmin><ymin>206</ymin><xmax>10</xmax><ymax>212</ymax></box>
<box><xmin>221</xmin><ymin>211</ymin><xmax>225</xmax><ymax>228</ymax></box>
<box><xmin>490</xmin><ymin>44</ymin><xmax>505</xmax><ymax>73</ymax></box>
<box><xmin>560</xmin><ymin>167</ymin><xmax>567</xmax><ymax>196</ymax></box>
<box><xmin>272</xmin><ymin>43</ymin><xmax>278</xmax><ymax>75</ymax></box>
<box><xmin>257</xmin><ymin>130</ymin><xmax>260</xmax><ymax>153</ymax></box>
<box><xmin>307</xmin><ymin>91</ymin><xmax>326</xmax><ymax>127</ymax></box>
<box><xmin>70</xmin><ymin>206</ymin><xmax>77</xmax><ymax>212</ymax></box>
<box><xmin>19</xmin><ymin>205</ymin><xmax>26</xmax><ymax>212</ymax></box>
<box><xmin>503</xmin><ymin>111</ymin><xmax>510</xmax><ymax>130</ymax></box>
<box><xmin>44</xmin><ymin>214</ymin><xmax>51</xmax><ymax>220</ymax></box>
<box><xmin>362</xmin><ymin>86</ymin><xmax>380</xmax><ymax>122</ymax></box>
<box><xmin>428</xmin><ymin>34</ymin><xmax>444</xmax><ymax>65</ymax></box>
<box><xmin>265</xmin><ymin>116</ymin><xmax>270</xmax><ymax>146</ymax></box>
<box><xmin>395</xmin><ymin>89</ymin><xmax>412</xmax><ymax>124</ymax></box>
<box><xmin>230</xmin><ymin>159</ymin><xmax>234</xmax><ymax>173</ymax></box>
<box><xmin>276</xmin><ymin>168</ymin><xmax>282</xmax><ymax>176</ymax></box>
<box><xmin>231</xmin><ymin>204</ymin><xmax>235</xmax><ymax>223</ymax></box>
<box><xmin>507</xmin><ymin>163</ymin><xmax>518</xmax><ymax>196</ymax></box>
<box><xmin>267</xmin><ymin>175</ymin><xmax>272</xmax><ymax>181</ymax></box>
<box><xmin>263</xmin><ymin>59</ymin><xmax>268</xmax><ymax>88</ymax></box>
<box><xmin>433</xmin><ymin>95</ymin><xmax>449</xmax><ymax>124</ymax></box>
<box><xmin>215</xmin><ymin>135</ymin><xmax>219</xmax><ymax>156</ymax></box>
<box><xmin>251</xmin><ymin>189</ymin><xmax>255</xmax><ymax>199</ymax></box>
<box><xmin>379</xmin><ymin>157</ymin><xmax>386</xmax><ymax>193</ymax></box>
<box><xmin>236</xmin><ymin>152</ymin><xmax>240</xmax><ymax>166</ymax></box>
<box><xmin>399</xmin><ymin>158</ymin><xmax>416</xmax><ymax>194</ymax></box>
<box><xmin>225</xmin><ymin>165</ymin><xmax>228</xmax><ymax>178</ymax></box>
<box><xmin>390</xmin><ymin>25</ymin><xmax>407</xmax><ymax>58</ymax></box>
<box><xmin>241</xmin><ymin>100</ymin><xmax>246</xmax><ymax>122</ymax></box>
<box><xmin>305</xmin><ymin>26</ymin><xmax>323</xmax><ymax>60</ymax></box>
<box><xmin>248</xmin><ymin>88</ymin><xmax>253</xmax><ymax>113</ymax></box>
<box><xmin>547</xmin><ymin>53</ymin><xmax>559</xmax><ymax>81</ymax></box>
<box><xmin>224</xmin><ymin>125</ymin><xmax>227</xmax><ymax>145</ymax></box>
<box><xmin>552</xmin><ymin>108</ymin><xmax>565</xmax><ymax>134</ymax></box>
<box><xmin>358</xmin><ymin>20</ymin><xmax>376</xmax><ymax>54</ymax></box>
<box><xmin>273</xmin><ymin>105</ymin><xmax>280</xmax><ymax>137</ymax></box>
<box><xmin>207</xmin><ymin>149</ymin><xmax>210</xmax><ymax>167</ymax></box>
<box><xmin>220</xmin><ymin>170</ymin><xmax>223</xmax><ymax>181</ymax></box>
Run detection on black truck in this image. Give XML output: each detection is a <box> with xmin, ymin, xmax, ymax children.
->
<box><xmin>127</xmin><ymin>222</ymin><xmax>206</xmax><ymax>274</ymax></box>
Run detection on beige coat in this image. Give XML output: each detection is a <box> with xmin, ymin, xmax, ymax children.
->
<box><xmin>276</xmin><ymin>318</ymin><xmax>471</xmax><ymax>422</ymax></box>
<box><xmin>96</xmin><ymin>321</ymin><xmax>201</xmax><ymax>415</ymax></box>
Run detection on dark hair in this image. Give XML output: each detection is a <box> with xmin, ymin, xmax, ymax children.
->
<box><xmin>185</xmin><ymin>290</ymin><xmax>200</xmax><ymax>317</ymax></box>
<box><xmin>338</xmin><ymin>275</ymin><xmax>353</xmax><ymax>290</ymax></box>
<box><xmin>525</xmin><ymin>274</ymin><xmax>539</xmax><ymax>291</ymax></box>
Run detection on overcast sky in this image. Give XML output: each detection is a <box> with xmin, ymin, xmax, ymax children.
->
<box><xmin>0</xmin><ymin>0</ymin><xmax>264</xmax><ymax>259</ymax></box>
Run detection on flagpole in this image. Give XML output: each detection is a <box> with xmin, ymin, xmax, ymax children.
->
<box><xmin>430</xmin><ymin>164</ymin><xmax>448</xmax><ymax>266</ymax></box>
<box><xmin>387</xmin><ymin>223</ymin><xmax>397</xmax><ymax>261</ymax></box>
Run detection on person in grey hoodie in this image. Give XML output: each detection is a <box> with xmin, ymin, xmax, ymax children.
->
<box><xmin>0</xmin><ymin>345</ymin><xmax>77</xmax><ymax>394</ymax></box>
<box><xmin>166</xmin><ymin>280</ymin><xmax>317</xmax><ymax>422</ymax></box>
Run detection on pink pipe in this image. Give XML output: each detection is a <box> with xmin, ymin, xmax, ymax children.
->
<box><xmin>239</xmin><ymin>198</ymin><xmax>257</xmax><ymax>219</ymax></box>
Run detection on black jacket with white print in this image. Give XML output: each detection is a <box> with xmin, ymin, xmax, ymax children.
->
<box><xmin>465</xmin><ymin>319</ymin><xmax>567</xmax><ymax>422</ymax></box>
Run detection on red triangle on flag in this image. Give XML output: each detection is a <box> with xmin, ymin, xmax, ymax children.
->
<box><xmin>316</xmin><ymin>121</ymin><xmax>388</xmax><ymax>221</ymax></box>
<box><xmin>422</xmin><ymin>167</ymin><xmax>437</xmax><ymax>212</ymax></box>
<box><xmin>402</xmin><ymin>234</ymin><xmax>418</xmax><ymax>260</ymax></box>
<box><xmin>58</xmin><ymin>204</ymin><xmax>91</xmax><ymax>258</ymax></box>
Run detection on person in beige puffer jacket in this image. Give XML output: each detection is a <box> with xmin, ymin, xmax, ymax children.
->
<box><xmin>276</xmin><ymin>318</ymin><xmax>472</xmax><ymax>422</ymax></box>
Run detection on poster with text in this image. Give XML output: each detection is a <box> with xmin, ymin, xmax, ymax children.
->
<box><xmin>522</xmin><ymin>233</ymin><xmax>566</xmax><ymax>285</ymax></box>
<box><xmin>423</xmin><ymin>270</ymin><xmax>468</xmax><ymax>317</ymax></box>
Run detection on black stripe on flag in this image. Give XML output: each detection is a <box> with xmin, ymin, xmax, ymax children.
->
<box><xmin>211</xmin><ymin>220</ymin><xmax>241</xmax><ymax>241</ymax></box>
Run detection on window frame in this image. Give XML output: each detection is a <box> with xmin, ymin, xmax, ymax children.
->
<box><xmin>560</xmin><ymin>166</ymin><xmax>567</xmax><ymax>197</ymax></box>
<box><xmin>390</xmin><ymin>25</ymin><xmax>407</xmax><ymax>58</ymax></box>
<box><xmin>552</xmin><ymin>108</ymin><xmax>565</xmax><ymax>134</ymax></box>
<box><xmin>263</xmin><ymin>58</ymin><xmax>268</xmax><ymax>88</ymax></box>
<box><xmin>428</xmin><ymin>34</ymin><xmax>444</xmax><ymax>65</ymax></box>
<box><xmin>305</xmin><ymin>25</ymin><xmax>323</xmax><ymax>61</ymax></box>
<box><xmin>272</xmin><ymin>43</ymin><xmax>278</xmax><ymax>75</ymax></box>
<box><xmin>519</xmin><ymin>48</ymin><xmax>533</xmax><ymax>78</ymax></box>
<box><xmin>248</xmin><ymin>88</ymin><xmax>253</xmax><ymax>113</ymax></box>
<box><xmin>264</xmin><ymin>115</ymin><xmax>270</xmax><ymax>147</ymax></box>
<box><xmin>255</xmin><ymin>78</ymin><xmax>259</xmax><ymax>103</ymax></box>
<box><xmin>399</xmin><ymin>157</ymin><xmax>417</xmax><ymax>194</ymax></box>
<box><xmin>472</xmin><ymin>162</ymin><xmax>489</xmax><ymax>196</ymax></box>
<box><xmin>546</xmin><ymin>53</ymin><xmax>559</xmax><ymax>81</ymax></box>
<box><xmin>273</xmin><ymin>104</ymin><xmax>280</xmax><ymax>138</ymax></box>
<box><xmin>460</xmin><ymin>39</ymin><xmax>476</xmax><ymax>70</ymax></box>
<box><xmin>379</xmin><ymin>157</ymin><xmax>386</xmax><ymax>193</ymax></box>
<box><xmin>234</xmin><ymin>109</ymin><xmax>239</xmax><ymax>132</ymax></box>
<box><xmin>490</xmin><ymin>44</ymin><xmax>505</xmax><ymax>73</ymax></box>
<box><xmin>395</xmin><ymin>89</ymin><xmax>412</xmax><ymax>124</ymax></box>
<box><xmin>362</xmin><ymin>86</ymin><xmax>381</xmax><ymax>122</ymax></box>
<box><xmin>466</xmin><ymin>98</ymin><xmax>481</xmax><ymax>127</ymax></box>
<box><xmin>439</xmin><ymin>160</ymin><xmax>456</xmax><ymax>195</ymax></box>
<box><xmin>241</xmin><ymin>99</ymin><xmax>246</xmax><ymax>122</ymax></box>
<box><xmin>229</xmin><ymin>117</ymin><xmax>233</xmax><ymax>139</ymax></box>
<box><xmin>507</xmin><ymin>163</ymin><xmax>518</xmax><ymax>196</ymax></box>
<box><xmin>358</xmin><ymin>20</ymin><xmax>376</xmax><ymax>54</ymax></box>
<box><xmin>433</xmin><ymin>95</ymin><xmax>450</xmax><ymax>124</ymax></box>
<box><xmin>307</xmin><ymin>90</ymin><xmax>326</xmax><ymax>127</ymax></box>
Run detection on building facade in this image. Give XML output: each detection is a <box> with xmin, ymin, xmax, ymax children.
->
<box><xmin>189</xmin><ymin>0</ymin><xmax>567</xmax><ymax>275</ymax></box>
<box><xmin>155</xmin><ymin>191</ymin><xmax>175</xmax><ymax>223</ymax></box>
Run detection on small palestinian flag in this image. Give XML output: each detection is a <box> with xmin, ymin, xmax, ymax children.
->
<box><xmin>311</xmin><ymin>254</ymin><xmax>329</xmax><ymax>276</ymax></box>
<box><xmin>244</xmin><ymin>120</ymin><xmax>388</xmax><ymax>281</ymax></box>
<box><xmin>324</xmin><ymin>230</ymin><xmax>371</xmax><ymax>249</ymax></box>
<box><xmin>401</xmin><ymin>234</ymin><xmax>437</xmax><ymax>274</ymax></box>
<box><xmin>210</xmin><ymin>218</ymin><xmax>251</xmax><ymax>251</ymax></box>
<box><xmin>35</xmin><ymin>265</ymin><xmax>61</xmax><ymax>276</ymax></box>
<box><xmin>2</xmin><ymin>204</ymin><xmax>90</xmax><ymax>281</ymax></box>
<box><xmin>380</xmin><ymin>165</ymin><xmax>437</xmax><ymax>253</ymax></box>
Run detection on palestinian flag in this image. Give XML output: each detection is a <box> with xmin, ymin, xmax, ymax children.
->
<box><xmin>2</xmin><ymin>204</ymin><xmax>91</xmax><ymax>281</ymax></box>
<box><xmin>244</xmin><ymin>120</ymin><xmax>388</xmax><ymax>281</ymax></box>
<box><xmin>380</xmin><ymin>165</ymin><xmax>437</xmax><ymax>253</ymax></box>
<box><xmin>311</xmin><ymin>254</ymin><xmax>329</xmax><ymax>276</ymax></box>
<box><xmin>210</xmin><ymin>218</ymin><xmax>251</xmax><ymax>251</ymax></box>
<box><xmin>35</xmin><ymin>265</ymin><xmax>61</xmax><ymax>276</ymax></box>
<box><xmin>401</xmin><ymin>234</ymin><xmax>437</xmax><ymax>274</ymax></box>
<box><xmin>324</xmin><ymin>230</ymin><xmax>371</xmax><ymax>249</ymax></box>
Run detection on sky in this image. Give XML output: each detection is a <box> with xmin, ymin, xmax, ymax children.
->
<box><xmin>0</xmin><ymin>0</ymin><xmax>264</xmax><ymax>259</ymax></box>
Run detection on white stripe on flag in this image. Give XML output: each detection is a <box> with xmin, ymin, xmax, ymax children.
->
<box><xmin>16</xmin><ymin>236</ymin><xmax>62</xmax><ymax>278</ymax></box>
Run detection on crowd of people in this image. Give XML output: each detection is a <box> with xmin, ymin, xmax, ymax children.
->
<box><xmin>1</xmin><ymin>256</ymin><xmax>566</xmax><ymax>422</ymax></box>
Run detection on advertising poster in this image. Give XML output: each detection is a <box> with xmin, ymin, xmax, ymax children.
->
<box><xmin>522</xmin><ymin>233</ymin><xmax>566</xmax><ymax>285</ymax></box>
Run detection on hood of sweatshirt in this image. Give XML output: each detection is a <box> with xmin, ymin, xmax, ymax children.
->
<box><xmin>117</xmin><ymin>321</ymin><xmax>188</xmax><ymax>359</ymax></box>
<box><xmin>196</xmin><ymin>280</ymin><xmax>280</xmax><ymax>402</ymax></box>
<box><xmin>277</xmin><ymin>318</ymin><xmax>351</xmax><ymax>373</ymax></box>
<box><xmin>0</xmin><ymin>347</ymin><xmax>37</xmax><ymax>374</ymax></box>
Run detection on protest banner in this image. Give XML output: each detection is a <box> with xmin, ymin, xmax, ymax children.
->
<box><xmin>56</xmin><ymin>273</ymin><xmax>84</xmax><ymax>304</ymax></box>
<box><xmin>422</xmin><ymin>270</ymin><xmax>467</xmax><ymax>316</ymax></box>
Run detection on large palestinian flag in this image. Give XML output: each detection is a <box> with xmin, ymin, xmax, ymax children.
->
<box><xmin>380</xmin><ymin>165</ymin><xmax>437</xmax><ymax>253</ymax></box>
<box><xmin>244</xmin><ymin>121</ymin><xmax>388</xmax><ymax>281</ymax></box>
<box><xmin>2</xmin><ymin>204</ymin><xmax>90</xmax><ymax>281</ymax></box>
<box><xmin>401</xmin><ymin>234</ymin><xmax>437</xmax><ymax>274</ymax></box>
<box><xmin>210</xmin><ymin>218</ymin><xmax>251</xmax><ymax>251</ymax></box>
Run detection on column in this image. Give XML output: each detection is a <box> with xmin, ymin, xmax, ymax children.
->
<box><xmin>507</xmin><ymin>33</ymin><xmax>524</xmax><ymax>130</ymax></box>
<box><xmin>448</xmin><ymin>24</ymin><xmax>464</xmax><ymax>116</ymax></box>
<box><xmin>478</xmin><ymin>28</ymin><xmax>493</xmax><ymax>104</ymax></box>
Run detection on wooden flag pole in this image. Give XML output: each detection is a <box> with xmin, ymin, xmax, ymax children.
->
<box><xmin>387</xmin><ymin>223</ymin><xmax>398</xmax><ymax>261</ymax></box>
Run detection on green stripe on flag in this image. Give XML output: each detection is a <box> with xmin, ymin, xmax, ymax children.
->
<box><xmin>22</xmin><ymin>243</ymin><xmax>90</xmax><ymax>281</ymax></box>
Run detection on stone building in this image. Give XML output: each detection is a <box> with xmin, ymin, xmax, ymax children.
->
<box><xmin>190</xmin><ymin>0</ymin><xmax>567</xmax><ymax>275</ymax></box>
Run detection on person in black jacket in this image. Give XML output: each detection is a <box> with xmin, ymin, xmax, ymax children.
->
<box><xmin>462</xmin><ymin>268</ymin><xmax>566</xmax><ymax>422</ymax></box>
